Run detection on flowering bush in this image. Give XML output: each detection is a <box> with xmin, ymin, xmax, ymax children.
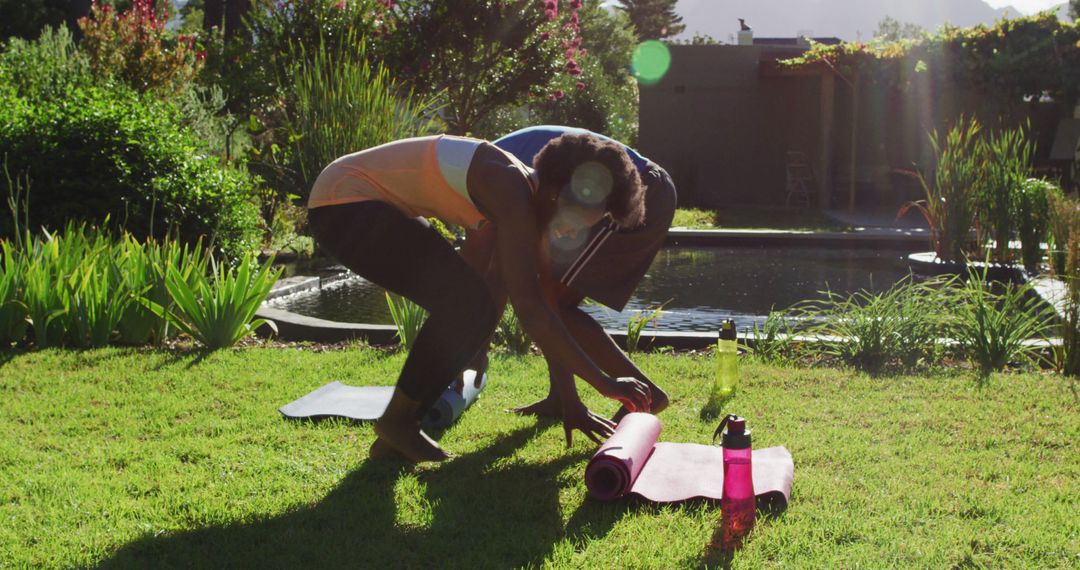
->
<box><xmin>78</xmin><ymin>0</ymin><xmax>204</xmax><ymax>95</ymax></box>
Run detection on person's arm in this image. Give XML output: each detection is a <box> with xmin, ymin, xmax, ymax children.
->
<box><xmin>472</xmin><ymin>159</ymin><xmax>652</xmax><ymax>414</ymax></box>
<box><xmin>515</xmin><ymin>279</ymin><xmax>670</xmax><ymax>418</ymax></box>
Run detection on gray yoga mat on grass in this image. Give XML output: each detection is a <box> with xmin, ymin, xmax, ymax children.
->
<box><xmin>279</xmin><ymin>371</ymin><xmax>487</xmax><ymax>429</ymax></box>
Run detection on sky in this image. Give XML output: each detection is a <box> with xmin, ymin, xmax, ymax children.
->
<box><xmin>984</xmin><ymin>0</ymin><xmax>1065</xmax><ymax>14</ymax></box>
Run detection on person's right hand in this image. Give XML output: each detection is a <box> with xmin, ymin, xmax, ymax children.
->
<box><xmin>598</xmin><ymin>376</ymin><xmax>652</xmax><ymax>413</ymax></box>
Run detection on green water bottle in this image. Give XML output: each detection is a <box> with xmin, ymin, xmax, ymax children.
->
<box><xmin>704</xmin><ymin>320</ymin><xmax>739</xmax><ymax>417</ymax></box>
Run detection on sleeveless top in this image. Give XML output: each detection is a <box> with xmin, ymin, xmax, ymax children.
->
<box><xmin>307</xmin><ymin>135</ymin><xmax>535</xmax><ymax>230</ymax></box>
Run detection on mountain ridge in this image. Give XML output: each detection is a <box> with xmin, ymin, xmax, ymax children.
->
<box><xmin>674</xmin><ymin>0</ymin><xmax>1068</xmax><ymax>42</ymax></box>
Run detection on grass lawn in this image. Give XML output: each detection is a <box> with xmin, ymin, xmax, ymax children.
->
<box><xmin>1</xmin><ymin>346</ymin><xmax>1077</xmax><ymax>568</ymax></box>
<box><xmin>672</xmin><ymin>207</ymin><xmax>852</xmax><ymax>232</ymax></box>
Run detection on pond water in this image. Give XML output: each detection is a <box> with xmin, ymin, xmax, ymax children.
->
<box><xmin>269</xmin><ymin>245</ymin><xmax>916</xmax><ymax>332</ymax></box>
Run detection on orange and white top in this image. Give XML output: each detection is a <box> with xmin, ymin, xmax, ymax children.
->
<box><xmin>308</xmin><ymin>135</ymin><xmax>533</xmax><ymax>230</ymax></box>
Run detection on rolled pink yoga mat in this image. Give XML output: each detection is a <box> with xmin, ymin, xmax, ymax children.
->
<box><xmin>585</xmin><ymin>413</ymin><xmax>794</xmax><ymax>506</ymax></box>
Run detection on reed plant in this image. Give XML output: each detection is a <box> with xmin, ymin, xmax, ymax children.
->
<box><xmin>980</xmin><ymin>125</ymin><xmax>1033</xmax><ymax>263</ymax></box>
<box><xmin>143</xmin><ymin>254</ymin><xmax>280</xmax><ymax>350</ymax></box>
<box><xmin>385</xmin><ymin>292</ymin><xmax>427</xmax><ymax>351</ymax></box>
<box><xmin>1015</xmin><ymin>178</ymin><xmax>1055</xmax><ymax>274</ymax></box>
<box><xmin>286</xmin><ymin>32</ymin><xmax>442</xmax><ymax>193</ymax></box>
<box><xmin>494</xmin><ymin>305</ymin><xmax>532</xmax><ymax>355</ymax></box>
<box><xmin>1046</xmin><ymin>189</ymin><xmax>1080</xmax><ymax>276</ymax></box>
<box><xmin>943</xmin><ymin>263</ymin><xmax>1055</xmax><ymax>381</ymax></box>
<box><xmin>899</xmin><ymin>117</ymin><xmax>984</xmax><ymax>263</ymax></box>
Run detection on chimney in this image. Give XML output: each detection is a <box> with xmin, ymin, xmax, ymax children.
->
<box><xmin>738</xmin><ymin>29</ymin><xmax>753</xmax><ymax>45</ymax></box>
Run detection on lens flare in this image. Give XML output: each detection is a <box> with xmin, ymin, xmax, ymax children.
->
<box><xmin>631</xmin><ymin>40</ymin><xmax>671</xmax><ymax>86</ymax></box>
<box><xmin>569</xmin><ymin>161</ymin><xmax>613</xmax><ymax>207</ymax></box>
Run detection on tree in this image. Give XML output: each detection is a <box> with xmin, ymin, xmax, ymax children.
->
<box><xmin>1072</xmin><ymin>0</ymin><xmax>1080</xmax><ymax>20</ymax></box>
<box><xmin>615</xmin><ymin>0</ymin><xmax>685</xmax><ymax>41</ymax></box>
<box><xmin>380</xmin><ymin>0</ymin><xmax>575</xmax><ymax>134</ymax></box>
<box><xmin>874</xmin><ymin>16</ymin><xmax>924</xmax><ymax>42</ymax></box>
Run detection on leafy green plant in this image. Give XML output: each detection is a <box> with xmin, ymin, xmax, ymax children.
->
<box><xmin>898</xmin><ymin>117</ymin><xmax>983</xmax><ymax>263</ymax></box>
<box><xmin>945</xmin><ymin>263</ymin><xmax>1056</xmax><ymax>381</ymax></box>
<box><xmin>1015</xmin><ymin>178</ymin><xmax>1055</xmax><ymax>274</ymax></box>
<box><xmin>0</xmin><ymin>25</ymin><xmax>92</xmax><ymax>102</ymax></box>
<box><xmin>980</xmin><ymin>125</ymin><xmax>1033</xmax><ymax>263</ymax></box>
<box><xmin>385</xmin><ymin>292</ymin><xmax>427</xmax><ymax>351</ymax></box>
<box><xmin>625</xmin><ymin>302</ymin><xmax>666</xmax><ymax>353</ymax></box>
<box><xmin>143</xmin><ymin>254</ymin><xmax>281</xmax><ymax>350</ymax></box>
<box><xmin>0</xmin><ymin>83</ymin><xmax>261</xmax><ymax>260</ymax></box>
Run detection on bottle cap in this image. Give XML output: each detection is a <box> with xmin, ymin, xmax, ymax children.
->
<box><xmin>713</xmin><ymin>414</ymin><xmax>752</xmax><ymax>449</ymax></box>
<box><xmin>719</xmin><ymin>319</ymin><xmax>737</xmax><ymax>341</ymax></box>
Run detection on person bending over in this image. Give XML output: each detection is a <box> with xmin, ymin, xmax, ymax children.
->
<box><xmin>460</xmin><ymin>126</ymin><xmax>676</xmax><ymax>443</ymax></box>
<box><xmin>307</xmin><ymin>133</ymin><xmax>653</xmax><ymax>462</ymax></box>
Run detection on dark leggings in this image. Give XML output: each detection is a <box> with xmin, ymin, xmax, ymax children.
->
<box><xmin>308</xmin><ymin>201</ymin><xmax>499</xmax><ymax>418</ymax></box>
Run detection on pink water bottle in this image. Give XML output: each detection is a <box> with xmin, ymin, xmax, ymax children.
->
<box><xmin>714</xmin><ymin>414</ymin><xmax>755</xmax><ymax>550</ymax></box>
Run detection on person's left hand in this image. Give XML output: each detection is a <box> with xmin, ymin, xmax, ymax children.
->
<box><xmin>561</xmin><ymin>400</ymin><xmax>617</xmax><ymax>447</ymax></box>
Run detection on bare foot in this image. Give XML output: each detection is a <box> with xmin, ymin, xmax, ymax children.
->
<box><xmin>373</xmin><ymin>420</ymin><xmax>450</xmax><ymax>463</ymax></box>
<box><xmin>368</xmin><ymin>437</ymin><xmax>408</xmax><ymax>461</ymax></box>
<box><xmin>510</xmin><ymin>396</ymin><xmax>562</xmax><ymax>418</ymax></box>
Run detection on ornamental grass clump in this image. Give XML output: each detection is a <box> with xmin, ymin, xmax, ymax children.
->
<box><xmin>944</xmin><ymin>263</ymin><xmax>1055</xmax><ymax>382</ymax></box>
<box><xmin>749</xmin><ymin>309</ymin><xmax>800</xmax><ymax>367</ymax></box>
<box><xmin>625</xmin><ymin>302</ymin><xmax>666</xmax><ymax>353</ymax></box>
<box><xmin>793</xmin><ymin>275</ymin><xmax>949</xmax><ymax>374</ymax></box>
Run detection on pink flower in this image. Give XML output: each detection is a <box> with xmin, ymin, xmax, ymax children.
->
<box><xmin>335</xmin><ymin>0</ymin><xmax>346</xmax><ymax>9</ymax></box>
<box><xmin>544</xmin><ymin>0</ymin><xmax>558</xmax><ymax>9</ymax></box>
<box><xmin>572</xmin><ymin>37</ymin><xmax>582</xmax><ymax>47</ymax></box>
<box><xmin>554</xmin><ymin>89</ymin><xmax>565</xmax><ymax>99</ymax></box>
<box><xmin>576</xmin><ymin>81</ymin><xmax>586</xmax><ymax>90</ymax></box>
<box><xmin>579</xmin><ymin>48</ymin><xmax>587</xmax><ymax>57</ymax></box>
<box><xmin>566</xmin><ymin>48</ymin><xmax>576</xmax><ymax>58</ymax></box>
<box><xmin>545</xmin><ymin>9</ymin><xmax>557</xmax><ymax>20</ymax></box>
<box><xmin>570</xmin><ymin>0</ymin><xmax>581</xmax><ymax>8</ymax></box>
<box><xmin>568</xmin><ymin>67</ymin><xmax>582</xmax><ymax>76</ymax></box>
<box><xmin>540</xmin><ymin>31</ymin><xmax>550</xmax><ymax>41</ymax></box>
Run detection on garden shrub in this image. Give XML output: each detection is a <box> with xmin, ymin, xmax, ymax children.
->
<box><xmin>0</xmin><ymin>25</ymin><xmax>92</xmax><ymax>102</ymax></box>
<box><xmin>78</xmin><ymin>0</ymin><xmax>203</xmax><ymax>96</ymax></box>
<box><xmin>0</xmin><ymin>84</ymin><xmax>261</xmax><ymax>260</ymax></box>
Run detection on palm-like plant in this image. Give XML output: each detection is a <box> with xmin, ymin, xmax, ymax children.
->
<box><xmin>385</xmin><ymin>292</ymin><xmax>428</xmax><ymax>351</ymax></box>
<box><xmin>143</xmin><ymin>255</ymin><xmax>281</xmax><ymax>350</ymax></box>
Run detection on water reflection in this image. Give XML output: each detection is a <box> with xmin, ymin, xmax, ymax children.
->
<box><xmin>269</xmin><ymin>246</ymin><xmax>912</xmax><ymax>332</ymax></box>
